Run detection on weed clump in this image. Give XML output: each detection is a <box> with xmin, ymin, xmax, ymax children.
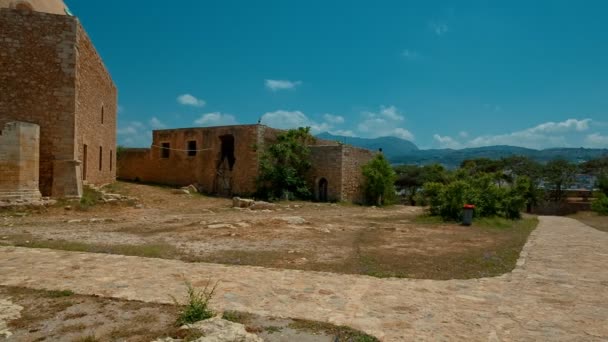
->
<box><xmin>172</xmin><ymin>281</ymin><xmax>218</xmax><ymax>326</ymax></box>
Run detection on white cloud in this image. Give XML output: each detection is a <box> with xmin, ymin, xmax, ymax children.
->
<box><xmin>260</xmin><ymin>110</ymin><xmax>333</xmax><ymax>134</ymax></box>
<box><xmin>429</xmin><ymin>22</ymin><xmax>449</xmax><ymax>35</ymax></box>
<box><xmin>265</xmin><ymin>79</ymin><xmax>302</xmax><ymax>91</ymax></box>
<box><xmin>117</xmin><ymin>121</ymin><xmax>152</xmax><ymax>147</ymax></box>
<box><xmin>585</xmin><ymin>133</ymin><xmax>608</xmax><ymax>147</ymax></box>
<box><xmin>528</xmin><ymin>118</ymin><xmax>591</xmax><ymax>133</ymax></box>
<box><xmin>323</xmin><ymin>113</ymin><xmax>345</xmax><ymax>124</ymax></box>
<box><xmin>329</xmin><ymin>129</ymin><xmax>355</xmax><ymax>137</ymax></box>
<box><xmin>149</xmin><ymin>117</ymin><xmax>167</xmax><ymax>129</ymax></box>
<box><xmin>402</xmin><ymin>49</ymin><xmax>420</xmax><ymax>60</ymax></box>
<box><xmin>434</xmin><ymin>134</ymin><xmax>463</xmax><ymax>149</ymax></box>
<box><xmin>194</xmin><ymin>112</ymin><xmax>238</xmax><ymax>126</ymax></box>
<box><xmin>177</xmin><ymin>94</ymin><xmax>206</xmax><ymax>107</ymax></box>
<box><xmin>459</xmin><ymin>131</ymin><xmax>469</xmax><ymax>138</ymax></box>
<box><xmin>357</xmin><ymin>105</ymin><xmax>413</xmax><ymax>140</ymax></box>
<box><xmin>433</xmin><ymin>118</ymin><xmax>594</xmax><ymax>149</ymax></box>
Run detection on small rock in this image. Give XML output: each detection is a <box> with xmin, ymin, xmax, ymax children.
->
<box><xmin>64</xmin><ymin>206</ymin><xmax>72</xmax><ymax>211</ymax></box>
<box><xmin>67</xmin><ymin>219</ymin><xmax>82</xmax><ymax>224</ymax></box>
<box><xmin>207</xmin><ymin>223</ymin><xmax>235</xmax><ymax>229</ymax></box>
<box><xmin>249</xmin><ymin>201</ymin><xmax>276</xmax><ymax>211</ymax></box>
<box><xmin>134</xmin><ymin>204</ymin><xmax>144</xmax><ymax>209</ymax></box>
<box><xmin>275</xmin><ymin>216</ymin><xmax>307</xmax><ymax>225</ymax></box>
<box><xmin>232</xmin><ymin>197</ymin><xmax>255</xmax><ymax>208</ymax></box>
<box><xmin>184</xmin><ymin>317</ymin><xmax>264</xmax><ymax>342</ymax></box>
<box><xmin>172</xmin><ymin>189</ymin><xmax>190</xmax><ymax>195</ymax></box>
<box><xmin>235</xmin><ymin>222</ymin><xmax>250</xmax><ymax>228</ymax></box>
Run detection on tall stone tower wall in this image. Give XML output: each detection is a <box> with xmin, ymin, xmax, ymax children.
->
<box><xmin>0</xmin><ymin>121</ymin><xmax>42</xmax><ymax>202</ymax></box>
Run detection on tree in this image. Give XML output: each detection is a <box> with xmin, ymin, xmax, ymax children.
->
<box><xmin>502</xmin><ymin>156</ymin><xmax>542</xmax><ymax>181</ymax></box>
<box><xmin>598</xmin><ymin>173</ymin><xmax>608</xmax><ymax>196</ymax></box>
<box><xmin>362</xmin><ymin>154</ymin><xmax>396</xmax><ymax>206</ymax></box>
<box><xmin>543</xmin><ymin>159</ymin><xmax>577</xmax><ymax>202</ymax></box>
<box><xmin>461</xmin><ymin>158</ymin><xmax>504</xmax><ymax>175</ymax></box>
<box><xmin>256</xmin><ymin>127</ymin><xmax>315</xmax><ymax>200</ymax></box>
<box><xmin>394</xmin><ymin>165</ymin><xmax>423</xmax><ymax>205</ymax></box>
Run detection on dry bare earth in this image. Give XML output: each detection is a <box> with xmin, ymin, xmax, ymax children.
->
<box><xmin>0</xmin><ymin>182</ymin><xmax>536</xmax><ymax>280</ymax></box>
<box><xmin>569</xmin><ymin>211</ymin><xmax>608</xmax><ymax>232</ymax></box>
<box><xmin>0</xmin><ymin>287</ymin><xmax>374</xmax><ymax>342</ymax></box>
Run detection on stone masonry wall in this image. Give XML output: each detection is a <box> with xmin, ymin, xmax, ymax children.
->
<box><xmin>0</xmin><ymin>121</ymin><xmax>42</xmax><ymax>201</ymax></box>
<box><xmin>118</xmin><ymin>125</ymin><xmax>273</xmax><ymax>196</ymax></box>
<box><xmin>0</xmin><ymin>9</ymin><xmax>77</xmax><ymax>196</ymax></box>
<box><xmin>75</xmin><ymin>21</ymin><xmax>117</xmax><ymax>188</ymax></box>
<box><xmin>340</xmin><ymin>146</ymin><xmax>375</xmax><ymax>204</ymax></box>
<box><xmin>308</xmin><ymin>146</ymin><xmax>344</xmax><ymax>202</ymax></box>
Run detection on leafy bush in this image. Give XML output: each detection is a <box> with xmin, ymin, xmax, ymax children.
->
<box><xmin>421</xmin><ymin>182</ymin><xmax>444</xmax><ymax>215</ymax></box>
<box><xmin>256</xmin><ymin>128</ymin><xmax>315</xmax><ymax>200</ymax></box>
<box><xmin>439</xmin><ymin>180</ymin><xmax>471</xmax><ymax>221</ymax></box>
<box><xmin>592</xmin><ymin>193</ymin><xmax>608</xmax><ymax>215</ymax></box>
<box><xmin>172</xmin><ymin>281</ymin><xmax>218</xmax><ymax>326</ymax></box>
<box><xmin>362</xmin><ymin>154</ymin><xmax>396</xmax><ymax>206</ymax></box>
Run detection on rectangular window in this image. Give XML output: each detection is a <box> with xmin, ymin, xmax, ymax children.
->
<box><xmin>83</xmin><ymin>144</ymin><xmax>88</xmax><ymax>180</ymax></box>
<box><xmin>187</xmin><ymin>140</ymin><xmax>197</xmax><ymax>156</ymax></box>
<box><xmin>161</xmin><ymin>142</ymin><xmax>170</xmax><ymax>158</ymax></box>
<box><xmin>110</xmin><ymin>150</ymin><xmax>113</xmax><ymax>171</ymax></box>
<box><xmin>99</xmin><ymin>146</ymin><xmax>103</xmax><ymax>171</ymax></box>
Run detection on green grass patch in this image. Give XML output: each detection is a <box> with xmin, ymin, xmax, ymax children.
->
<box><xmin>288</xmin><ymin>319</ymin><xmax>379</xmax><ymax>342</ymax></box>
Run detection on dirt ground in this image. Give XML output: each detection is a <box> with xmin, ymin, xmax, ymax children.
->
<box><xmin>569</xmin><ymin>211</ymin><xmax>608</xmax><ymax>232</ymax></box>
<box><xmin>1</xmin><ymin>286</ymin><xmax>375</xmax><ymax>342</ymax></box>
<box><xmin>0</xmin><ymin>182</ymin><xmax>536</xmax><ymax>280</ymax></box>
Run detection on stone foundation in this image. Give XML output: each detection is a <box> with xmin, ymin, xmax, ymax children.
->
<box><xmin>0</xmin><ymin>121</ymin><xmax>42</xmax><ymax>202</ymax></box>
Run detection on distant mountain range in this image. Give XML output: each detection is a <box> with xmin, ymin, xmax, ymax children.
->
<box><xmin>317</xmin><ymin>132</ymin><xmax>608</xmax><ymax>168</ymax></box>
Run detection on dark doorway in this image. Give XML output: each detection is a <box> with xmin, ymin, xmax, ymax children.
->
<box><xmin>215</xmin><ymin>134</ymin><xmax>236</xmax><ymax>196</ymax></box>
<box><xmin>318</xmin><ymin>178</ymin><xmax>328</xmax><ymax>202</ymax></box>
<box><xmin>219</xmin><ymin>135</ymin><xmax>236</xmax><ymax>170</ymax></box>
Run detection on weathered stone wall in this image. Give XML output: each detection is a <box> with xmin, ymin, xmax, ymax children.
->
<box><xmin>0</xmin><ymin>0</ymin><xmax>67</xmax><ymax>15</ymax></box>
<box><xmin>118</xmin><ymin>125</ymin><xmax>278</xmax><ymax>196</ymax></box>
<box><xmin>340</xmin><ymin>146</ymin><xmax>375</xmax><ymax>204</ymax></box>
<box><xmin>75</xmin><ymin>21</ymin><xmax>117</xmax><ymax>188</ymax></box>
<box><xmin>0</xmin><ymin>122</ymin><xmax>42</xmax><ymax>201</ymax></box>
<box><xmin>0</xmin><ymin>9</ymin><xmax>77</xmax><ymax>196</ymax></box>
<box><xmin>308</xmin><ymin>146</ymin><xmax>344</xmax><ymax>202</ymax></box>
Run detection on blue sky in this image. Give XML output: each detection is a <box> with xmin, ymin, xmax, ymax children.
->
<box><xmin>66</xmin><ymin>0</ymin><xmax>608</xmax><ymax>149</ymax></box>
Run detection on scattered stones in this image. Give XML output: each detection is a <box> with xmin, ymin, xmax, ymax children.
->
<box><xmin>172</xmin><ymin>189</ymin><xmax>190</xmax><ymax>195</ymax></box>
<box><xmin>232</xmin><ymin>197</ymin><xmax>254</xmax><ymax>208</ymax></box>
<box><xmin>0</xmin><ymin>298</ymin><xmax>22</xmax><ymax>339</ymax></box>
<box><xmin>187</xmin><ymin>317</ymin><xmax>264</xmax><ymax>342</ymax></box>
<box><xmin>181</xmin><ymin>184</ymin><xmax>199</xmax><ymax>194</ymax></box>
<box><xmin>249</xmin><ymin>201</ymin><xmax>276</xmax><ymax>211</ymax></box>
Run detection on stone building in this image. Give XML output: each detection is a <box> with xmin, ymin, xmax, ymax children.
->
<box><xmin>0</xmin><ymin>0</ymin><xmax>117</xmax><ymax>199</ymax></box>
<box><xmin>117</xmin><ymin>125</ymin><xmax>375</xmax><ymax>203</ymax></box>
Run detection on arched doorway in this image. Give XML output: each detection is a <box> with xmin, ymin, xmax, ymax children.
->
<box><xmin>318</xmin><ymin>178</ymin><xmax>328</xmax><ymax>202</ymax></box>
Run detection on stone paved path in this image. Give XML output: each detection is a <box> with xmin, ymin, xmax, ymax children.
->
<box><xmin>1</xmin><ymin>216</ymin><xmax>607</xmax><ymax>341</ymax></box>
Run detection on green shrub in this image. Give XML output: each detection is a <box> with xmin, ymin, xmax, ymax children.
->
<box><xmin>439</xmin><ymin>180</ymin><xmax>471</xmax><ymax>221</ymax></box>
<box><xmin>256</xmin><ymin>127</ymin><xmax>315</xmax><ymax>200</ymax></box>
<box><xmin>362</xmin><ymin>154</ymin><xmax>396</xmax><ymax>206</ymax></box>
<box><xmin>172</xmin><ymin>281</ymin><xmax>218</xmax><ymax>326</ymax></box>
<box><xmin>502</xmin><ymin>190</ymin><xmax>525</xmax><ymax>220</ymax></box>
<box><xmin>592</xmin><ymin>193</ymin><xmax>608</xmax><ymax>215</ymax></box>
<box><xmin>422</xmin><ymin>182</ymin><xmax>444</xmax><ymax>215</ymax></box>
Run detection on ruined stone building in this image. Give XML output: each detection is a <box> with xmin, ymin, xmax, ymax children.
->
<box><xmin>0</xmin><ymin>0</ymin><xmax>117</xmax><ymax>201</ymax></box>
<box><xmin>117</xmin><ymin>125</ymin><xmax>375</xmax><ymax>203</ymax></box>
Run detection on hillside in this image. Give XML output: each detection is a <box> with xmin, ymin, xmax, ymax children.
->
<box><xmin>317</xmin><ymin>132</ymin><xmax>608</xmax><ymax>168</ymax></box>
